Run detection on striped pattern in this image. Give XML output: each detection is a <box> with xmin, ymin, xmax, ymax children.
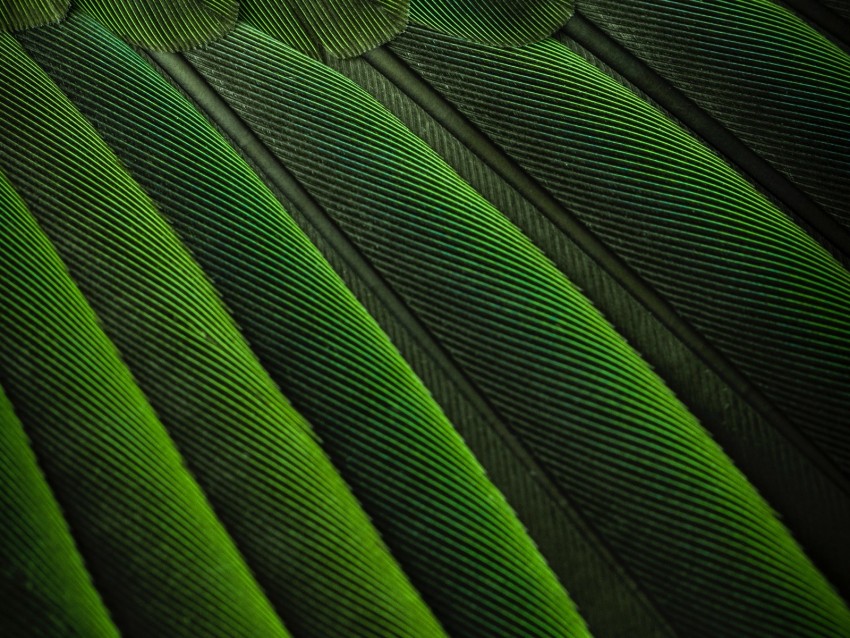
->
<box><xmin>74</xmin><ymin>0</ymin><xmax>236</xmax><ymax>49</ymax></box>
<box><xmin>330</xmin><ymin>45</ymin><xmax>850</xmax><ymax>636</ymax></box>
<box><xmin>409</xmin><ymin>0</ymin><xmax>573</xmax><ymax>45</ymax></box>
<box><xmin>241</xmin><ymin>0</ymin><xmax>407</xmax><ymax>58</ymax></box>
<box><xmin>0</xmin><ymin>28</ymin><xmax>444</xmax><ymax>638</ymax></box>
<box><xmin>2</xmin><ymin>4</ymin><xmax>850</xmax><ymax>638</ymax></box>
<box><xmin>0</xmin><ymin>127</ymin><xmax>288</xmax><ymax>637</ymax></box>
<box><xmin>186</xmin><ymin>23</ymin><xmax>850</xmax><ymax>637</ymax></box>
<box><xmin>389</xmin><ymin>24</ymin><xmax>850</xmax><ymax>478</ymax></box>
<box><xmin>339</xmin><ymin>44</ymin><xmax>850</xmax><ymax>602</ymax></box>
<box><xmin>18</xmin><ymin>13</ymin><xmax>587</xmax><ymax>638</ymax></box>
<box><xmin>575</xmin><ymin>0</ymin><xmax>850</xmax><ymax>230</ymax></box>
<box><xmin>0</xmin><ymin>0</ymin><xmax>67</xmax><ymax>31</ymax></box>
<box><xmin>0</xmin><ymin>275</ymin><xmax>118</xmax><ymax>638</ymax></box>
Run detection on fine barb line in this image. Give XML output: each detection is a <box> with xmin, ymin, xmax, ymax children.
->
<box><xmin>364</xmin><ymin>43</ymin><xmax>850</xmax><ymax>497</ymax></box>
<box><xmin>563</xmin><ymin>12</ymin><xmax>850</xmax><ymax>258</ymax></box>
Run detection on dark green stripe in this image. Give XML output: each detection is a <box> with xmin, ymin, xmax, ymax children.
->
<box><xmin>389</xmin><ymin>24</ymin><xmax>850</xmax><ymax>482</ymax></box>
<box><xmin>575</xmin><ymin>0</ymin><xmax>850</xmax><ymax>231</ymax></box>
<box><xmin>0</xmin><ymin>133</ymin><xmax>288</xmax><ymax>638</ymax></box>
<box><xmin>189</xmin><ymin>22</ymin><xmax>850</xmax><ymax>637</ymax></box>
<box><xmin>22</xmin><ymin>13</ymin><xmax>585</xmax><ymax>638</ymax></box>
<box><xmin>4</xmin><ymin>25</ymin><xmax>435</xmax><ymax>638</ymax></box>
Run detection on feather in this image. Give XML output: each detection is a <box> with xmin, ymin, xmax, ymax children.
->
<box><xmin>178</xmin><ymin>22</ymin><xmax>850</xmax><ymax>636</ymax></box>
<box><xmin>344</xmin><ymin>41</ymin><xmax>850</xmax><ymax>599</ymax></box>
<box><xmin>240</xmin><ymin>0</ymin><xmax>408</xmax><ymax>59</ymax></box>
<box><xmin>0</xmin><ymin>28</ymin><xmax>445</xmax><ymax>638</ymax></box>
<box><xmin>0</xmin><ymin>159</ymin><xmax>288</xmax><ymax>637</ymax></box>
<box><xmin>1</xmin><ymin>1</ymin><xmax>850</xmax><ymax>637</ymax></box>
<box><xmin>387</xmin><ymin>24</ymin><xmax>850</xmax><ymax>479</ymax></box>
<box><xmin>150</xmin><ymin>43</ymin><xmax>674</xmax><ymax>637</ymax></box>
<box><xmin>408</xmin><ymin>0</ymin><xmax>573</xmax><ymax>46</ymax></box>
<box><xmin>73</xmin><ymin>0</ymin><xmax>237</xmax><ymax>50</ymax></box>
<box><xmin>17</xmin><ymin>12</ymin><xmax>588</xmax><ymax>637</ymax></box>
<box><xmin>762</xmin><ymin>0</ymin><xmax>850</xmax><ymax>48</ymax></box>
<box><xmin>0</xmin><ymin>0</ymin><xmax>66</xmax><ymax>30</ymax></box>
<box><xmin>0</xmin><ymin>307</ymin><xmax>117</xmax><ymax>638</ymax></box>
<box><xmin>573</xmin><ymin>0</ymin><xmax>850</xmax><ymax>232</ymax></box>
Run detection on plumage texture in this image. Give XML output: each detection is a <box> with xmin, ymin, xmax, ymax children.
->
<box><xmin>74</xmin><ymin>0</ymin><xmax>237</xmax><ymax>50</ymax></box>
<box><xmin>0</xmin><ymin>132</ymin><xmax>289</xmax><ymax>637</ymax></box>
<box><xmin>2</xmin><ymin>0</ymin><xmax>849</xmax><ymax>637</ymax></box>
<box><xmin>0</xmin><ymin>25</ymin><xmax>446</xmax><ymax>638</ymax></box>
<box><xmin>576</xmin><ymin>0</ymin><xmax>850</xmax><ymax>230</ymax></box>
<box><xmin>0</xmin><ymin>350</ymin><xmax>118</xmax><ymax>638</ymax></box>
<box><xmin>409</xmin><ymin>0</ymin><xmax>573</xmax><ymax>45</ymax></box>
<box><xmin>0</xmin><ymin>0</ymin><xmax>65</xmax><ymax>30</ymax></box>
<box><xmin>183</xmin><ymin>23</ymin><xmax>850</xmax><ymax>636</ymax></box>
<box><xmin>240</xmin><ymin>0</ymin><xmax>407</xmax><ymax>58</ymax></box>
<box><xmin>388</xmin><ymin>23</ymin><xmax>850</xmax><ymax>477</ymax></box>
<box><xmin>17</xmin><ymin>14</ymin><xmax>586</xmax><ymax>637</ymax></box>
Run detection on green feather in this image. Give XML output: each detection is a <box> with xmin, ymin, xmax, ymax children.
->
<box><xmin>241</xmin><ymin>0</ymin><xmax>408</xmax><ymax>59</ymax></box>
<box><xmin>388</xmin><ymin>24</ymin><xmax>850</xmax><ymax>480</ymax></box>
<box><xmin>0</xmin><ymin>114</ymin><xmax>288</xmax><ymax>636</ymax></box>
<box><xmin>346</xmin><ymin>39</ymin><xmax>850</xmax><ymax>605</ymax></box>
<box><xmin>2</xmin><ymin>1</ymin><xmax>850</xmax><ymax>637</ymax></box>
<box><xmin>175</xmin><ymin>22</ymin><xmax>850</xmax><ymax>637</ymax></box>
<box><xmin>408</xmin><ymin>0</ymin><xmax>573</xmax><ymax>45</ymax></box>
<box><xmin>0</xmin><ymin>234</ymin><xmax>118</xmax><ymax>638</ymax></box>
<box><xmin>18</xmin><ymin>13</ymin><xmax>588</xmax><ymax>637</ymax></box>
<box><xmin>0</xmin><ymin>0</ymin><xmax>66</xmax><ymax>31</ymax></box>
<box><xmin>75</xmin><ymin>0</ymin><xmax>237</xmax><ymax>50</ymax></box>
<box><xmin>0</xmin><ymin>27</ymin><xmax>443</xmax><ymax>638</ymax></box>
<box><xmin>575</xmin><ymin>0</ymin><xmax>850</xmax><ymax>232</ymax></box>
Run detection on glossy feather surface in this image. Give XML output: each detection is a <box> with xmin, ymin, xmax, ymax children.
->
<box><xmin>1</xmin><ymin>1</ymin><xmax>849</xmax><ymax>637</ymax></box>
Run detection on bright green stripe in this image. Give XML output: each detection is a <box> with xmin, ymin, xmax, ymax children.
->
<box><xmin>0</xmin><ymin>0</ymin><xmax>67</xmax><ymax>31</ymax></box>
<box><xmin>73</xmin><ymin>0</ymin><xmax>235</xmax><ymax>50</ymax></box>
<box><xmin>0</xmin><ymin>159</ymin><xmax>288</xmax><ymax>636</ymax></box>
<box><xmin>240</xmin><ymin>0</ymin><xmax>407</xmax><ymax>59</ymax></box>
<box><xmin>2</xmin><ymin>28</ymin><xmax>440</xmax><ymax>638</ymax></box>
<box><xmin>576</xmin><ymin>0</ymin><xmax>850</xmax><ymax>228</ymax></box>
<box><xmin>189</xmin><ymin>22</ymin><xmax>850</xmax><ymax>637</ymax></box>
<box><xmin>186</xmin><ymin>27</ymin><xmax>591</xmax><ymax>638</ymax></box>
<box><xmin>21</xmin><ymin>13</ymin><xmax>586</xmax><ymax>637</ymax></box>
<box><xmin>0</xmin><ymin>245</ymin><xmax>118</xmax><ymax>638</ymax></box>
<box><xmin>391</xmin><ymin>25</ymin><xmax>850</xmax><ymax>475</ymax></box>
<box><xmin>409</xmin><ymin>0</ymin><xmax>572</xmax><ymax>45</ymax></box>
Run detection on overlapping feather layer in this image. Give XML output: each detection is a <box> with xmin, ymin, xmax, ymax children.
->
<box><xmin>1</xmin><ymin>0</ymin><xmax>849</xmax><ymax>637</ymax></box>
